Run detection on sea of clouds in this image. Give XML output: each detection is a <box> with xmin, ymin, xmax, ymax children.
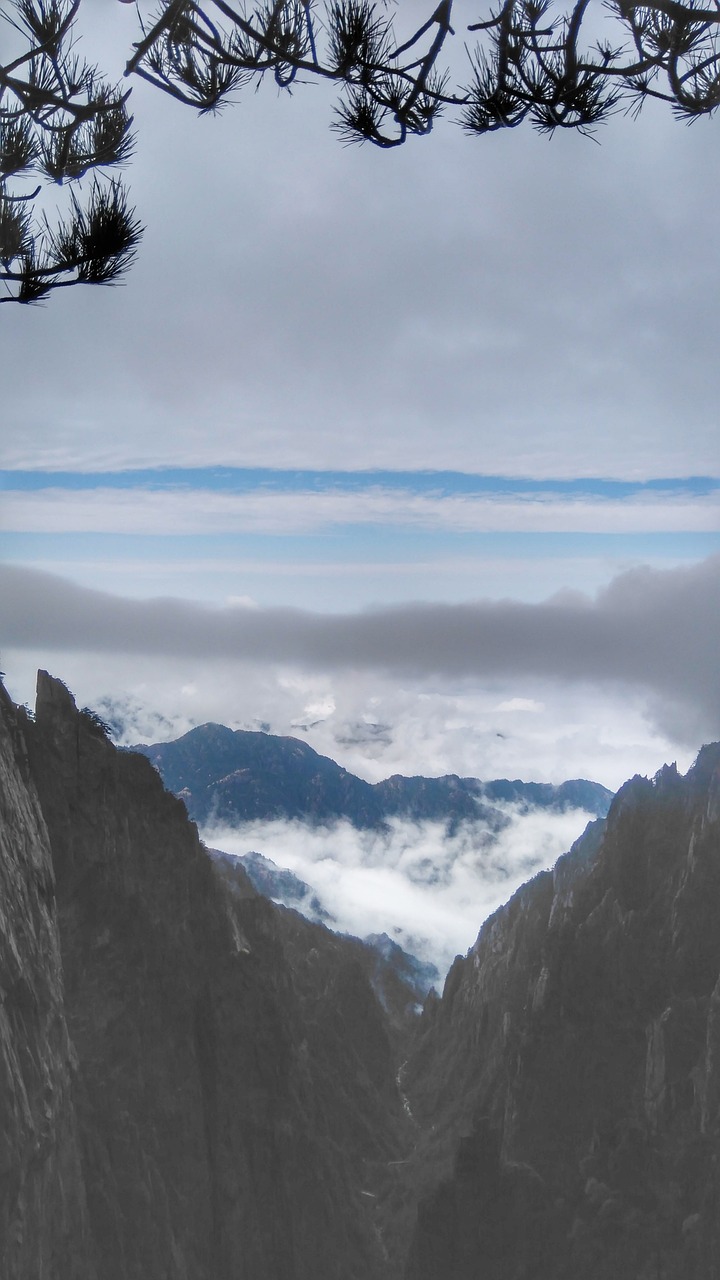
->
<box><xmin>2</xmin><ymin>647</ymin><xmax>692</xmax><ymax>794</ymax></box>
<box><xmin>203</xmin><ymin>806</ymin><xmax>600</xmax><ymax>977</ymax></box>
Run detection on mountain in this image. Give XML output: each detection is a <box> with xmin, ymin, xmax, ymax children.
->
<box><xmin>0</xmin><ymin>673</ymin><xmax>413</xmax><ymax>1279</ymax></box>
<box><xmin>134</xmin><ymin>722</ymin><xmax>614</xmax><ymax>829</ymax></box>
<box><xmin>208</xmin><ymin>848</ymin><xmax>438</xmax><ymax>1016</ymax></box>
<box><xmin>210</xmin><ymin>846</ymin><xmax>333</xmax><ymax>923</ymax></box>
<box><xmin>3</xmin><ymin>670</ymin><xmax>720</xmax><ymax>1278</ymax></box>
<box><xmin>402</xmin><ymin>749</ymin><xmax>720</xmax><ymax>1279</ymax></box>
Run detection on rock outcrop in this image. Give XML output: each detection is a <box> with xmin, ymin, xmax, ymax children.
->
<box><xmin>402</xmin><ymin>750</ymin><xmax>720</xmax><ymax>1279</ymax></box>
<box><xmin>0</xmin><ymin>682</ymin><xmax>91</xmax><ymax>1279</ymax></box>
<box><xmin>3</xmin><ymin>670</ymin><xmax>720</xmax><ymax>1279</ymax></box>
<box><xmin>1</xmin><ymin>673</ymin><xmax>412</xmax><ymax>1280</ymax></box>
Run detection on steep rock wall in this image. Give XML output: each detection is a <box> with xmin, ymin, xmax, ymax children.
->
<box><xmin>4</xmin><ymin>667</ymin><xmax>720</xmax><ymax>1279</ymax></box>
<box><xmin>403</xmin><ymin>751</ymin><xmax>720</xmax><ymax>1279</ymax></box>
<box><xmin>0</xmin><ymin>682</ymin><xmax>91</xmax><ymax>1279</ymax></box>
<box><xmin>3</xmin><ymin>673</ymin><xmax>409</xmax><ymax>1280</ymax></box>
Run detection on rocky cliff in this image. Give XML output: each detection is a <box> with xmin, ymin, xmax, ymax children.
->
<box><xmin>3</xmin><ymin>671</ymin><xmax>720</xmax><ymax>1279</ymax></box>
<box><xmin>1</xmin><ymin>672</ymin><xmax>412</xmax><ymax>1280</ymax></box>
<box><xmin>402</xmin><ymin>749</ymin><xmax>720</xmax><ymax>1279</ymax></box>
<box><xmin>0</xmin><ymin>681</ymin><xmax>91</xmax><ymax>1279</ymax></box>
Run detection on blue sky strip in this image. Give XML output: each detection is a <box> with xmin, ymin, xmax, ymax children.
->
<box><xmin>1</xmin><ymin>468</ymin><xmax>718</xmax><ymax>498</ymax></box>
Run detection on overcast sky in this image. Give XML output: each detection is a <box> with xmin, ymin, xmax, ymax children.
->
<box><xmin>1</xmin><ymin>0</ymin><xmax>719</xmax><ymax>794</ymax></box>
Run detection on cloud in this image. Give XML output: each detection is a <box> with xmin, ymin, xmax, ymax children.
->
<box><xmin>1</xmin><ymin>557</ymin><xmax>718</xmax><ymax>765</ymax></box>
<box><xmin>2</xmin><ymin>485</ymin><xmax>718</xmax><ymax>536</ymax></box>
<box><xmin>2</xmin><ymin>2</ymin><xmax>714</xmax><ymax>874</ymax></box>
<box><xmin>8</xmin><ymin>646</ymin><xmax>689</xmax><ymax>790</ymax></box>
<box><xmin>202</xmin><ymin>807</ymin><xmax>597</xmax><ymax>975</ymax></box>
<box><xmin>1</xmin><ymin>558</ymin><xmax>718</xmax><ymax>737</ymax></box>
<box><xmin>2</xmin><ymin>6</ymin><xmax>720</xmax><ymax>481</ymax></box>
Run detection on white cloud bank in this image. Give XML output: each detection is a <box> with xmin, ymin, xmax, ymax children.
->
<box><xmin>3</xmin><ymin>486</ymin><xmax>718</xmax><ymax>536</ymax></box>
<box><xmin>1</xmin><ymin>557</ymin><xmax>718</xmax><ymax>754</ymax></box>
<box><xmin>3</xmin><ymin>650</ymin><xmax>683</xmax><ymax>791</ymax></box>
<box><xmin>204</xmin><ymin>807</ymin><xmax>600</xmax><ymax>976</ymax></box>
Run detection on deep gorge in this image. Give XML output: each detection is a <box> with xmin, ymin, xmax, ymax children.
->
<box><xmin>2</xmin><ymin>671</ymin><xmax>720</xmax><ymax>1278</ymax></box>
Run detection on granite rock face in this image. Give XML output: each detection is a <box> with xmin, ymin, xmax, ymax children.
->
<box><xmin>1</xmin><ymin>673</ymin><xmax>411</xmax><ymax>1280</ymax></box>
<box><xmin>4</xmin><ymin>670</ymin><xmax>720</xmax><ymax>1279</ymax></box>
<box><xmin>402</xmin><ymin>750</ymin><xmax>720</xmax><ymax>1279</ymax></box>
<box><xmin>0</xmin><ymin>682</ymin><xmax>91</xmax><ymax>1280</ymax></box>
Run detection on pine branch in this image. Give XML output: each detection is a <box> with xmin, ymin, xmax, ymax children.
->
<box><xmin>0</xmin><ymin>0</ymin><xmax>142</xmax><ymax>302</ymax></box>
<box><xmin>123</xmin><ymin>0</ymin><xmax>720</xmax><ymax>138</ymax></box>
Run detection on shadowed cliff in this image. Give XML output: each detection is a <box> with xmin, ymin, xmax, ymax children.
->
<box><xmin>3</xmin><ymin>670</ymin><xmax>720</xmax><ymax>1278</ymax></box>
<box><xmin>1</xmin><ymin>672</ymin><xmax>413</xmax><ymax>1280</ymax></box>
<box><xmin>402</xmin><ymin>749</ymin><xmax>720</xmax><ymax>1279</ymax></box>
<box><xmin>0</xmin><ymin>681</ymin><xmax>92</xmax><ymax>1278</ymax></box>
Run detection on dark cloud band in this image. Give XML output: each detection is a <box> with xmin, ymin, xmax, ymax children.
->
<box><xmin>1</xmin><ymin>559</ymin><xmax>718</xmax><ymax>735</ymax></box>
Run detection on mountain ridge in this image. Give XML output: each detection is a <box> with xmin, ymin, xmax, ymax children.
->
<box><xmin>2</xmin><ymin>671</ymin><xmax>720</xmax><ymax>1277</ymax></box>
<box><xmin>1</xmin><ymin>671</ymin><xmax>413</xmax><ymax>1279</ymax></box>
<box><xmin>133</xmin><ymin>721</ymin><xmax>614</xmax><ymax>830</ymax></box>
<box><xmin>402</xmin><ymin>748</ymin><xmax>720</xmax><ymax>1278</ymax></box>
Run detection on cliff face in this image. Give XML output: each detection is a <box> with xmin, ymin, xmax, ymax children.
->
<box><xmin>403</xmin><ymin>750</ymin><xmax>720</xmax><ymax>1280</ymax></box>
<box><xmin>0</xmin><ymin>683</ymin><xmax>91</xmax><ymax>1280</ymax></box>
<box><xmin>3</xmin><ymin>670</ymin><xmax>720</xmax><ymax>1279</ymax></box>
<box><xmin>1</xmin><ymin>673</ymin><xmax>411</xmax><ymax>1280</ymax></box>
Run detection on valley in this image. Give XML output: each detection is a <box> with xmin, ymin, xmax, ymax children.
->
<box><xmin>2</xmin><ymin>671</ymin><xmax>719</xmax><ymax>1278</ymax></box>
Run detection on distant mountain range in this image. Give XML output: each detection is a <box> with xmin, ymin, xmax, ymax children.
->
<box><xmin>133</xmin><ymin>722</ymin><xmax>614</xmax><ymax>830</ymax></box>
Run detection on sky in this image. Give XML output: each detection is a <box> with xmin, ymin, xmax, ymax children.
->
<box><xmin>2</xmin><ymin>0</ymin><xmax>720</xmax><ymax>812</ymax></box>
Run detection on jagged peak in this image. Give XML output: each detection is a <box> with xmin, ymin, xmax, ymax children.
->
<box><xmin>35</xmin><ymin>669</ymin><xmax>76</xmax><ymax>719</ymax></box>
<box><xmin>690</xmin><ymin>741</ymin><xmax>720</xmax><ymax>783</ymax></box>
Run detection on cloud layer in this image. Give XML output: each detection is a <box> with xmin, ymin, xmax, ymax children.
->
<box><xmin>204</xmin><ymin>807</ymin><xmax>597</xmax><ymax>975</ymax></box>
<box><xmin>2</xmin><ymin>556</ymin><xmax>718</xmax><ymax>749</ymax></box>
<box><xmin>3</xmin><ymin>484</ymin><xmax>718</xmax><ymax>536</ymax></box>
<box><xmin>3</xmin><ymin>3</ymin><xmax>720</xmax><ymax>481</ymax></box>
